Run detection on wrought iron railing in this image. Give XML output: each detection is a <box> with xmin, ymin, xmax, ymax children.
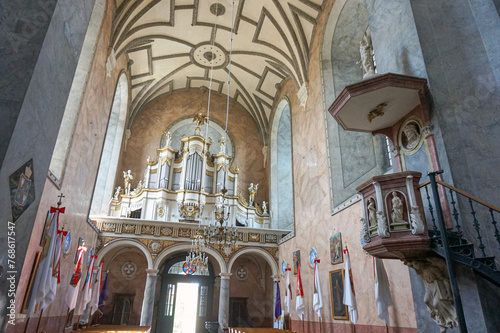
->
<box><xmin>419</xmin><ymin>177</ymin><xmax>500</xmax><ymax>260</ymax></box>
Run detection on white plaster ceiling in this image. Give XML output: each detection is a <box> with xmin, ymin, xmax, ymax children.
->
<box><xmin>111</xmin><ymin>0</ymin><xmax>326</xmax><ymax>143</ymax></box>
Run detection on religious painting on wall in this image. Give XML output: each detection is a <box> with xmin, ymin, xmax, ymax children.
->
<box><xmin>293</xmin><ymin>250</ymin><xmax>300</xmax><ymax>276</ymax></box>
<box><xmin>9</xmin><ymin>158</ymin><xmax>35</xmax><ymax>222</ymax></box>
<box><xmin>329</xmin><ymin>269</ymin><xmax>349</xmax><ymax>320</ymax></box>
<box><xmin>21</xmin><ymin>251</ymin><xmax>42</xmax><ymax>313</ymax></box>
<box><xmin>330</xmin><ymin>232</ymin><xmax>343</xmax><ymax>265</ymax></box>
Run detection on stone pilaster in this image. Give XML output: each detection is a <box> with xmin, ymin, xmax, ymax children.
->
<box><xmin>218</xmin><ymin>272</ymin><xmax>232</xmax><ymax>332</ymax></box>
<box><xmin>140</xmin><ymin>269</ymin><xmax>159</xmax><ymax>326</ymax></box>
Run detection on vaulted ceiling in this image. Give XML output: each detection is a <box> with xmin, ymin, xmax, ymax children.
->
<box><xmin>110</xmin><ymin>0</ymin><xmax>326</xmax><ymax>143</ymax></box>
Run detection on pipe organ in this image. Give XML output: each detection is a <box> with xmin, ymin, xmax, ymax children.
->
<box><xmin>109</xmin><ymin>129</ymin><xmax>270</xmax><ymax>229</ymax></box>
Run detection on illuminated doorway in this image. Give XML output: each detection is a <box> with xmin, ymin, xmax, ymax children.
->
<box><xmin>156</xmin><ymin>258</ymin><xmax>214</xmax><ymax>333</ymax></box>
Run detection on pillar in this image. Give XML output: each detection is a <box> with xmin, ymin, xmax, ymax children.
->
<box><xmin>218</xmin><ymin>272</ymin><xmax>232</xmax><ymax>332</ymax></box>
<box><xmin>140</xmin><ymin>269</ymin><xmax>159</xmax><ymax>326</ymax></box>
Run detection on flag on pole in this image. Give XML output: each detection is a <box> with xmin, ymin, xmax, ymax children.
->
<box><xmin>97</xmin><ymin>271</ymin><xmax>109</xmax><ymax>317</ymax></box>
<box><xmin>285</xmin><ymin>268</ymin><xmax>292</xmax><ymax>313</ymax></box>
<box><xmin>65</xmin><ymin>242</ymin><xmax>87</xmax><ymax>310</ymax></box>
<box><xmin>374</xmin><ymin>257</ymin><xmax>393</xmax><ymax>326</ymax></box>
<box><xmin>343</xmin><ymin>248</ymin><xmax>358</xmax><ymax>324</ymax></box>
<box><xmin>78</xmin><ymin>253</ymin><xmax>96</xmax><ymax>314</ymax></box>
<box><xmin>27</xmin><ymin>207</ymin><xmax>65</xmax><ymax>317</ymax></box>
<box><xmin>295</xmin><ymin>264</ymin><xmax>305</xmax><ymax>320</ymax></box>
<box><xmin>274</xmin><ymin>281</ymin><xmax>282</xmax><ymax>328</ymax></box>
<box><xmin>91</xmin><ymin>261</ymin><xmax>104</xmax><ymax>315</ymax></box>
<box><xmin>313</xmin><ymin>259</ymin><xmax>323</xmax><ymax>318</ymax></box>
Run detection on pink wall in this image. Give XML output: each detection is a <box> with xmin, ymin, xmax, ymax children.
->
<box><xmin>10</xmin><ymin>0</ymin><xmax>128</xmax><ymax>331</ymax></box>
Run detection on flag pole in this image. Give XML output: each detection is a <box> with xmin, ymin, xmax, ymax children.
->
<box><xmin>319</xmin><ymin>316</ymin><xmax>323</xmax><ymax>333</ymax></box>
<box><xmin>22</xmin><ymin>317</ymin><xmax>30</xmax><ymax>333</ymax></box>
<box><xmin>302</xmin><ymin>316</ymin><xmax>304</xmax><ymax>333</ymax></box>
<box><xmin>62</xmin><ymin>308</ymin><xmax>70</xmax><ymax>333</ymax></box>
<box><xmin>385</xmin><ymin>324</ymin><xmax>389</xmax><ymax>333</ymax></box>
<box><xmin>35</xmin><ymin>309</ymin><xmax>44</xmax><ymax>333</ymax></box>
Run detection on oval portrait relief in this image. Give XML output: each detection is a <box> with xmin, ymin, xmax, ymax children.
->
<box><xmin>400</xmin><ymin>120</ymin><xmax>422</xmax><ymax>152</ymax></box>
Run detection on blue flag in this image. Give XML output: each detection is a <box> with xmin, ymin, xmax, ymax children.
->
<box><xmin>275</xmin><ymin>281</ymin><xmax>282</xmax><ymax>321</ymax></box>
<box><xmin>97</xmin><ymin>272</ymin><xmax>108</xmax><ymax>317</ymax></box>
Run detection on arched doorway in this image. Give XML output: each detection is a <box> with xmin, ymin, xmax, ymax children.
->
<box><xmin>155</xmin><ymin>257</ymin><xmax>216</xmax><ymax>333</ymax></box>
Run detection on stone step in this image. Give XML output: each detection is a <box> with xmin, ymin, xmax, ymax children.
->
<box><xmin>475</xmin><ymin>257</ymin><xmax>497</xmax><ymax>270</ymax></box>
<box><xmin>450</xmin><ymin>244</ymin><xmax>475</xmax><ymax>258</ymax></box>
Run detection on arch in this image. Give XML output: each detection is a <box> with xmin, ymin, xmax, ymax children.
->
<box><xmin>96</xmin><ymin>238</ymin><xmax>153</xmax><ymax>269</ymax></box>
<box><xmin>48</xmin><ymin>0</ymin><xmax>107</xmax><ymax>186</ymax></box>
<box><xmin>153</xmin><ymin>243</ymin><xmax>226</xmax><ymax>273</ymax></box>
<box><xmin>90</xmin><ymin>72</ymin><xmax>129</xmax><ymax>215</ymax></box>
<box><xmin>269</xmin><ymin>97</ymin><xmax>295</xmax><ymax>231</ymax></box>
<box><xmin>320</xmin><ymin>0</ymin><xmax>391</xmax><ymax>214</ymax></box>
<box><xmin>227</xmin><ymin>247</ymin><xmax>279</xmax><ymax>278</ymax></box>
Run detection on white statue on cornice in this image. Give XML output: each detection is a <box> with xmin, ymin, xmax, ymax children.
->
<box><xmin>123</xmin><ymin>170</ymin><xmax>133</xmax><ymax>195</ymax></box>
<box><xmin>219</xmin><ymin>137</ymin><xmax>226</xmax><ymax>153</ymax></box>
<box><xmin>360</xmin><ymin>29</ymin><xmax>375</xmax><ymax>79</ymax></box>
<box><xmin>162</xmin><ymin>130</ymin><xmax>172</xmax><ymax>147</ymax></box>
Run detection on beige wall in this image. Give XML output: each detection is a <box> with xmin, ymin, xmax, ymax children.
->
<box><xmin>101</xmin><ymin>251</ymin><xmax>148</xmax><ymax>325</ymax></box>
<box><xmin>229</xmin><ymin>255</ymin><xmax>274</xmax><ymax>328</ymax></box>
<box><xmin>116</xmin><ymin>90</ymin><xmax>268</xmax><ymax>205</ymax></box>
<box><xmin>274</xmin><ymin>0</ymin><xmax>417</xmax><ymax>331</ymax></box>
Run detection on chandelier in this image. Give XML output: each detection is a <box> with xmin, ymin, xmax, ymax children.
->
<box><xmin>204</xmin><ymin>189</ymin><xmax>238</xmax><ymax>251</ymax></box>
<box><xmin>185</xmin><ymin>0</ymin><xmax>239</xmax><ymax>266</ymax></box>
<box><xmin>186</xmin><ymin>227</ymin><xmax>208</xmax><ymax>274</ymax></box>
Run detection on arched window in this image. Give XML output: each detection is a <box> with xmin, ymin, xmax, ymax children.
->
<box><xmin>321</xmin><ymin>0</ymin><xmax>392</xmax><ymax>214</ymax></box>
<box><xmin>270</xmin><ymin>99</ymin><xmax>294</xmax><ymax>232</ymax></box>
<box><xmin>90</xmin><ymin>73</ymin><xmax>128</xmax><ymax>215</ymax></box>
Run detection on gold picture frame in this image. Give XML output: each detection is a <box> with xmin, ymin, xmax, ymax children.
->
<box><xmin>329</xmin><ymin>269</ymin><xmax>349</xmax><ymax>320</ymax></box>
<box><xmin>21</xmin><ymin>251</ymin><xmax>42</xmax><ymax>313</ymax></box>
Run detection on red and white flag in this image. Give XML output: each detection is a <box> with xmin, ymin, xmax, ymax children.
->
<box><xmin>343</xmin><ymin>248</ymin><xmax>358</xmax><ymax>324</ymax></box>
<box><xmin>295</xmin><ymin>264</ymin><xmax>305</xmax><ymax>320</ymax></box>
<box><xmin>78</xmin><ymin>254</ymin><xmax>96</xmax><ymax>314</ymax></box>
<box><xmin>27</xmin><ymin>207</ymin><xmax>65</xmax><ymax>317</ymax></box>
<box><xmin>374</xmin><ymin>257</ymin><xmax>393</xmax><ymax>326</ymax></box>
<box><xmin>313</xmin><ymin>259</ymin><xmax>323</xmax><ymax>318</ymax></box>
<box><xmin>65</xmin><ymin>243</ymin><xmax>87</xmax><ymax>310</ymax></box>
<box><xmin>285</xmin><ymin>268</ymin><xmax>292</xmax><ymax>313</ymax></box>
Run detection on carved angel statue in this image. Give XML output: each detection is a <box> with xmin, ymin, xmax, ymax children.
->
<box><xmin>248</xmin><ymin>183</ymin><xmax>259</xmax><ymax>206</ymax></box>
<box><xmin>123</xmin><ymin>170</ymin><xmax>134</xmax><ymax>194</ymax></box>
<box><xmin>113</xmin><ymin>186</ymin><xmax>123</xmax><ymax>200</ymax></box>
<box><xmin>193</xmin><ymin>112</ymin><xmax>206</xmax><ymax>127</ymax></box>
<box><xmin>405</xmin><ymin>258</ymin><xmax>458</xmax><ymax>332</ymax></box>
<box><xmin>161</xmin><ymin>130</ymin><xmax>172</xmax><ymax>147</ymax></box>
<box><xmin>262</xmin><ymin>201</ymin><xmax>268</xmax><ymax>215</ymax></box>
<box><xmin>219</xmin><ymin>137</ymin><xmax>226</xmax><ymax>153</ymax></box>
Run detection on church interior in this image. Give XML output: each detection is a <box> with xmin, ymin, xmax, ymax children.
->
<box><xmin>1</xmin><ymin>0</ymin><xmax>499</xmax><ymax>332</ymax></box>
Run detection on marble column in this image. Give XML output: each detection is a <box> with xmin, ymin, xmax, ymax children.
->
<box><xmin>218</xmin><ymin>272</ymin><xmax>232</xmax><ymax>332</ymax></box>
<box><xmin>140</xmin><ymin>269</ymin><xmax>159</xmax><ymax>326</ymax></box>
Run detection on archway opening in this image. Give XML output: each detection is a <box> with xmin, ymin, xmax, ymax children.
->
<box><xmin>154</xmin><ymin>256</ymin><xmax>216</xmax><ymax>333</ymax></box>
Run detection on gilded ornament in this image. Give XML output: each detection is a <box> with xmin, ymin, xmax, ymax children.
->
<box><xmin>367</xmin><ymin>103</ymin><xmax>387</xmax><ymax>123</ymax></box>
<box><xmin>157</xmin><ymin>205</ymin><xmax>165</xmax><ymax>217</ymax></box>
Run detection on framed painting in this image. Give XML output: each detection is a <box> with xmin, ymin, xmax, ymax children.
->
<box><xmin>329</xmin><ymin>269</ymin><xmax>349</xmax><ymax>320</ymax></box>
<box><xmin>330</xmin><ymin>232</ymin><xmax>344</xmax><ymax>265</ymax></box>
<box><xmin>21</xmin><ymin>251</ymin><xmax>42</xmax><ymax>313</ymax></box>
<box><xmin>293</xmin><ymin>250</ymin><xmax>300</xmax><ymax>276</ymax></box>
<box><xmin>9</xmin><ymin>158</ymin><xmax>35</xmax><ymax>222</ymax></box>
